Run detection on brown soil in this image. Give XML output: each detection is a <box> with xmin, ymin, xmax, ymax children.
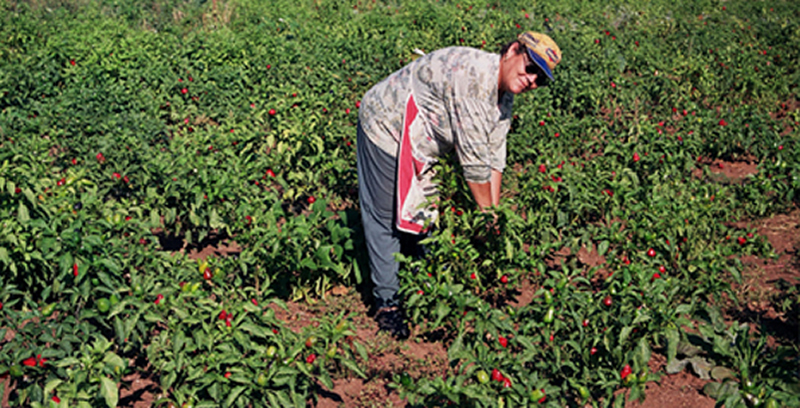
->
<box><xmin>769</xmin><ymin>97</ymin><xmax>800</xmax><ymax>136</ymax></box>
<box><xmin>269</xmin><ymin>289</ymin><xmax>449</xmax><ymax>408</ymax></box>
<box><xmin>692</xmin><ymin>156</ymin><xmax>759</xmax><ymax>183</ymax></box>
<box><xmin>617</xmin><ymin>352</ymin><xmax>715</xmax><ymax>408</ymax></box>
<box><xmin>119</xmin><ymin>368</ymin><xmax>161</xmax><ymax>408</ymax></box>
<box><xmin>727</xmin><ymin>207</ymin><xmax>800</xmax><ymax>347</ymax></box>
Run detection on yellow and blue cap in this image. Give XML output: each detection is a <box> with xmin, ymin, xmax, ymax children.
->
<box><xmin>517</xmin><ymin>31</ymin><xmax>561</xmax><ymax>81</ymax></box>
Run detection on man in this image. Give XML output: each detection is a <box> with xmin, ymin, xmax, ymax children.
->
<box><xmin>357</xmin><ymin>31</ymin><xmax>561</xmax><ymax>339</ymax></box>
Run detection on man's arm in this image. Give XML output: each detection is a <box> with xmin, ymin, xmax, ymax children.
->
<box><xmin>490</xmin><ymin>168</ymin><xmax>502</xmax><ymax>207</ymax></box>
<box><xmin>467</xmin><ymin>180</ymin><xmax>493</xmax><ymax>211</ymax></box>
<box><xmin>467</xmin><ymin>169</ymin><xmax>503</xmax><ymax>211</ymax></box>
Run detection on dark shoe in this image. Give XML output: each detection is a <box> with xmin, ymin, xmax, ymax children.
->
<box><xmin>375</xmin><ymin>307</ymin><xmax>410</xmax><ymax>340</ymax></box>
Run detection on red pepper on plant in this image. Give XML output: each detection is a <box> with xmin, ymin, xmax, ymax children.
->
<box><xmin>621</xmin><ymin>364</ymin><xmax>632</xmax><ymax>380</ymax></box>
<box><xmin>603</xmin><ymin>296</ymin><xmax>612</xmax><ymax>307</ymax></box>
<box><xmin>491</xmin><ymin>368</ymin><xmax>504</xmax><ymax>382</ymax></box>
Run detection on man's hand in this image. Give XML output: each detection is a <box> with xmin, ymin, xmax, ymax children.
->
<box><xmin>467</xmin><ymin>170</ymin><xmax>502</xmax><ymax>244</ymax></box>
<box><xmin>471</xmin><ymin>211</ymin><xmax>500</xmax><ymax>244</ymax></box>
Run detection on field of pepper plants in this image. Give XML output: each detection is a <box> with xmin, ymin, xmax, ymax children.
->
<box><xmin>1</xmin><ymin>0</ymin><xmax>800</xmax><ymax>407</ymax></box>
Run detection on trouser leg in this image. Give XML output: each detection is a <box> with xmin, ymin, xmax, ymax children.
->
<box><xmin>361</xmin><ymin>200</ymin><xmax>402</xmax><ymax>309</ymax></box>
<box><xmin>356</xmin><ymin>122</ymin><xmax>402</xmax><ymax>310</ymax></box>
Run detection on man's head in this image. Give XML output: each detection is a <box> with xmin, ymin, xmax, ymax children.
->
<box><xmin>516</xmin><ymin>31</ymin><xmax>561</xmax><ymax>81</ymax></box>
<box><xmin>498</xmin><ymin>32</ymin><xmax>561</xmax><ymax>94</ymax></box>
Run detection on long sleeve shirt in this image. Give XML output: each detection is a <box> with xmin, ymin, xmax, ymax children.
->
<box><xmin>359</xmin><ymin>47</ymin><xmax>514</xmax><ymax>233</ymax></box>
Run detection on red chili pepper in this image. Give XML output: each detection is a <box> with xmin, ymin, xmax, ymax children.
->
<box><xmin>621</xmin><ymin>364</ymin><xmax>632</xmax><ymax>379</ymax></box>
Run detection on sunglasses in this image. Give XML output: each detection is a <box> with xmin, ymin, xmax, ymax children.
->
<box><xmin>524</xmin><ymin>53</ymin><xmax>550</xmax><ymax>87</ymax></box>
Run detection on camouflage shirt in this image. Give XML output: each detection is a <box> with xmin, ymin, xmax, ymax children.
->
<box><xmin>359</xmin><ymin>47</ymin><xmax>514</xmax><ymax>184</ymax></box>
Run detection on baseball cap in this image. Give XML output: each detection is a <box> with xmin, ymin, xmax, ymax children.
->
<box><xmin>517</xmin><ymin>31</ymin><xmax>561</xmax><ymax>81</ymax></box>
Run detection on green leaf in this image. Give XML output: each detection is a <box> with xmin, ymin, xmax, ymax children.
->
<box><xmin>99</xmin><ymin>259</ymin><xmax>121</xmax><ymax>274</ymax></box>
<box><xmin>224</xmin><ymin>385</ymin><xmax>246</xmax><ymax>408</ymax></box>
<box><xmin>674</xmin><ymin>304</ymin><xmax>692</xmax><ymax>316</ymax></box>
<box><xmin>111</xmin><ymin>315</ymin><xmax>126</xmax><ymax>345</ymax></box>
<box><xmin>688</xmin><ymin>356</ymin><xmax>713</xmax><ymax>380</ymax></box>
<box><xmin>598</xmin><ymin>240</ymin><xmax>609</xmax><ymax>256</ymax></box>
<box><xmin>318</xmin><ymin>371</ymin><xmax>334</xmax><ymax>390</ymax></box>
<box><xmin>353</xmin><ymin>340</ymin><xmax>369</xmax><ymax>364</ymax></box>
<box><xmin>44</xmin><ymin>379</ymin><xmax>62</xmax><ymax>396</ymax></box>
<box><xmin>103</xmin><ymin>352</ymin><xmax>126</xmax><ymax>371</ymax></box>
<box><xmin>666</xmin><ymin>357</ymin><xmax>689</xmax><ymax>374</ymax></box>
<box><xmin>340</xmin><ymin>358</ymin><xmax>367</xmax><ymax>379</ymax></box>
<box><xmin>727</xmin><ymin>266</ymin><xmax>742</xmax><ymax>284</ymax></box>
<box><xmin>314</xmin><ymin>245</ymin><xmax>337</xmax><ymax>270</ymax></box>
<box><xmin>635</xmin><ymin>337</ymin><xmax>651</xmax><ymax>368</ymax></box>
<box><xmin>711</xmin><ymin>366</ymin><xmax>736</xmax><ymax>381</ymax></box>
<box><xmin>448</xmin><ymin>331</ymin><xmax>464</xmax><ymax>361</ymax></box>
<box><xmin>613</xmin><ymin>392</ymin><xmax>626</xmax><ymax>408</ymax></box>
<box><xmin>162</xmin><ymin>370</ymin><xmax>177</xmax><ymax>392</ymax></box>
<box><xmin>702</xmin><ymin>382</ymin><xmax>722</xmax><ymax>399</ymax></box>
<box><xmin>99</xmin><ymin>376</ymin><xmax>118</xmax><ymax>408</ymax></box>
<box><xmin>214</xmin><ymin>381</ymin><xmax>229</xmax><ymax>401</ymax></box>
<box><xmin>240</xmin><ymin>322</ymin><xmax>268</xmax><ymax>338</ymax></box>
<box><xmin>677</xmin><ymin>339</ymin><xmax>704</xmax><ymax>357</ymax></box>
<box><xmin>209</xmin><ymin>209</ymin><xmax>224</xmax><ymax>229</ymax></box>
<box><xmin>0</xmin><ymin>247</ymin><xmax>9</xmax><ymax>265</ymax></box>
<box><xmin>619</xmin><ymin>326</ymin><xmax>633</xmax><ymax>344</ymax></box>
<box><xmin>17</xmin><ymin>202</ymin><xmax>29</xmax><ymax>223</ymax></box>
<box><xmin>713</xmin><ymin>333</ymin><xmax>733</xmax><ymax>357</ymax></box>
<box><xmin>665</xmin><ymin>325</ymin><xmax>679</xmax><ymax>364</ymax></box>
<box><xmin>276</xmin><ymin>390</ymin><xmax>294</xmax><ymax>408</ymax></box>
<box><xmin>173</xmin><ymin>330</ymin><xmax>185</xmax><ymax>356</ymax></box>
<box><xmin>189</xmin><ymin>210</ymin><xmax>201</xmax><ymax>226</ymax></box>
<box><xmin>632</xmin><ymin>311</ymin><xmax>651</xmax><ymax>325</ymax></box>
<box><xmin>56</xmin><ymin>357</ymin><xmax>81</xmax><ymax>367</ymax></box>
<box><xmin>149</xmin><ymin>210</ymin><xmax>160</xmax><ymax>228</ymax></box>
<box><xmin>267</xmin><ymin>392</ymin><xmax>281</xmax><ymax>407</ymax></box>
<box><xmin>299</xmin><ymin>257</ymin><xmax>317</xmax><ymax>270</ymax></box>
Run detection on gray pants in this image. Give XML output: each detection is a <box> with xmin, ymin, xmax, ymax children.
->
<box><xmin>356</xmin><ymin>121</ymin><xmax>426</xmax><ymax>310</ymax></box>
